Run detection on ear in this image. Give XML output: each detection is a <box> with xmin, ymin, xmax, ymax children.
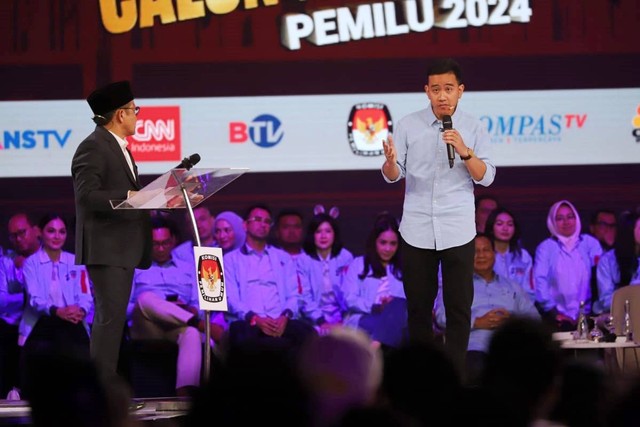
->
<box><xmin>314</xmin><ymin>204</ymin><xmax>325</xmax><ymax>215</ymax></box>
<box><xmin>329</xmin><ymin>207</ymin><xmax>340</xmax><ymax>219</ymax></box>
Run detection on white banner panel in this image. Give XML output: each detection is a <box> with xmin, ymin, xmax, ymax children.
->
<box><xmin>0</xmin><ymin>88</ymin><xmax>638</xmax><ymax>177</ymax></box>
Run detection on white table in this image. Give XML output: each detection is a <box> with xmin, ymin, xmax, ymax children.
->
<box><xmin>552</xmin><ymin>332</ymin><xmax>640</xmax><ymax>373</ymax></box>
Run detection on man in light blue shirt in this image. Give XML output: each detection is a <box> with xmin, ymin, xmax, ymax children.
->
<box><xmin>382</xmin><ymin>58</ymin><xmax>496</xmax><ymax>378</ymax></box>
<box><xmin>435</xmin><ymin>234</ymin><xmax>539</xmax><ymax>384</ymax></box>
<box><xmin>0</xmin><ymin>213</ymin><xmax>41</xmax><ymax>397</ymax></box>
<box><xmin>224</xmin><ymin>204</ymin><xmax>315</xmax><ymax>352</ymax></box>
<box><xmin>129</xmin><ymin>217</ymin><xmax>204</xmax><ymax>396</ymax></box>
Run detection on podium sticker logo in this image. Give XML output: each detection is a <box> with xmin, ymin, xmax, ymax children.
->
<box><xmin>129</xmin><ymin>106</ymin><xmax>181</xmax><ymax>162</ymax></box>
<box><xmin>197</xmin><ymin>254</ymin><xmax>225</xmax><ymax>303</ymax></box>
<box><xmin>348</xmin><ymin>103</ymin><xmax>392</xmax><ymax>156</ymax></box>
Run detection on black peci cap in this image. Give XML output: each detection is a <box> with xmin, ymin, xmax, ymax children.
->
<box><xmin>86</xmin><ymin>80</ymin><xmax>134</xmax><ymax>117</ymax></box>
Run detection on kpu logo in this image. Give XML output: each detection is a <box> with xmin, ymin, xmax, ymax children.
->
<box><xmin>632</xmin><ymin>105</ymin><xmax>640</xmax><ymax>143</ymax></box>
<box><xmin>229</xmin><ymin>114</ymin><xmax>284</xmax><ymax>147</ymax></box>
<box><xmin>1</xmin><ymin>129</ymin><xmax>71</xmax><ymax>150</ymax></box>
<box><xmin>128</xmin><ymin>106</ymin><xmax>181</xmax><ymax>162</ymax></box>
<box><xmin>347</xmin><ymin>103</ymin><xmax>392</xmax><ymax>156</ymax></box>
<box><xmin>197</xmin><ymin>254</ymin><xmax>224</xmax><ymax>303</ymax></box>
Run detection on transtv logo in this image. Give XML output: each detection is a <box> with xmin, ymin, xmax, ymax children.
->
<box><xmin>128</xmin><ymin>106</ymin><xmax>181</xmax><ymax>162</ymax></box>
<box><xmin>347</xmin><ymin>103</ymin><xmax>392</xmax><ymax>156</ymax></box>
<box><xmin>229</xmin><ymin>114</ymin><xmax>284</xmax><ymax>148</ymax></box>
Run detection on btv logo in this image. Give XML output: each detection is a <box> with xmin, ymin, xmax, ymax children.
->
<box><xmin>129</xmin><ymin>106</ymin><xmax>181</xmax><ymax>162</ymax></box>
<box><xmin>229</xmin><ymin>114</ymin><xmax>284</xmax><ymax>147</ymax></box>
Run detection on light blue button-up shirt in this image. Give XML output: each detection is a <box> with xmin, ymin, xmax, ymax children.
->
<box><xmin>596</xmin><ymin>249</ymin><xmax>640</xmax><ymax>313</ymax></box>
<box><xmin>128</xmin><ymin>256</ymin><xmax>199</xmax><ymax>319</ymax></box>
<box><xmin>435</xmin><ymin>272</ymin><xmax>539</xmax><ymax>352</ymax></box>
<box><xmin>1</xmin><ymin>250</ymin><xmax>28</xmax><ymax>326</ymax></box>
<box><xmin>382</xmin><ymin>106</ymin><xmax>495</xmax><ymax>250</ymax></box>
<box><xmin>297</xmin><ymin>248</ymin><xmax>353</xmax><ymax>323</ymax></box>
<box><xmin>342</xmin><ymin>256</ymin><xmax>406</xmax><ymax>328</ymax></box>
<box><xmin>493</xmin><ymin>248</ymin><xmax>534</xmax><ymax>301</ymax></box>
<box><xmin>534</xmin><ymin>234</ymin><xmax>602</xmax><ymax>318</ymax></box>
<box><xmin>224</xmin><ymin>244</ymin><xmax>300</xmax><ymax>321</ymax></box>
<box><xmin>20</xmin><ymin>249</ymin><xmax>93</xmax><ymax>343</ymax></box>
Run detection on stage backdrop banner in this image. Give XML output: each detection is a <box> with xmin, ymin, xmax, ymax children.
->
<box><xmin>0</xmin><ymin>88</ymin><xmax>638</xmax><ymax>177</ymax></box>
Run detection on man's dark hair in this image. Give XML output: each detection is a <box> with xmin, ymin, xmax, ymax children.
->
<box><xmin>589</xmin><ymin>209</ymin><xmax>616</xmax><ymax>226</ymax></box>
<box><xmin>475</xmin><ymin>232</ymin><xmax>495</xmax><ymax>251</ymax></box>
<box><xmin>92</xmin><ymin>110</ymin><xmax>116</xmax><ymax>126</ymax></box>
<box><xmin>427</xmin><ymin>58</ymin><xmax>464</xmax><ymax>84</ymax></box>
<box><xmin>151</xmin><ymin>216</ymin><xmax>180</xmax><ymax>239</ymax></box>
<box><xmin>275</xmin><ymin>208</ymin><xmax>303</xmax><ymax>226</ymax></box>
<box><xmin>243</xmin><ymin>203</ymin><xmax>272</xmax><ymax>221</ymax></box>
<box><xmin>475</xmin><ymin>194</ymin><xmax>498</xmax><ymax>209</ymax></box>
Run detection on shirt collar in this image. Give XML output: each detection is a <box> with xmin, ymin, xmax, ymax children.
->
<box><xmin>108</xmin><ymin>130</ymin><xmax>129</xmax><ymax>150</ymax></box>
<box><xmin>240</xmin><ymin>243</ymin><xmax>270</xmax><ymax>256</ymax></box>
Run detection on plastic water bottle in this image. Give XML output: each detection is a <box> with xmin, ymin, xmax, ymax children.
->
<box><xmin>623</xmin><ymin>299</ymin><xmax>633</xmax><ymax>342</ymax></box>
<box><xmin>575</xmin><ymin>300</ymin><xmax>590</xmax><ymax>340</ymax></box>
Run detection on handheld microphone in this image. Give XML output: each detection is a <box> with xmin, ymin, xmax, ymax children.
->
<box><xmin>442</xmin><ymin>115</ymin><xmax>454</xmax><ymax>168</ymax></box>
<box><xmin>176</xmin><ymin>153</ymin><xmax>201</xmax><ymax>170</ymax></box>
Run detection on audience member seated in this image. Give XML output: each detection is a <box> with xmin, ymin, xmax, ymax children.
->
<box><xmin>298</xmin><ymin>209</ymin><xmax>353</xmax><ymax>335</ymax></box>
<box><xmin>26</xmin><ymin>354</ymin><xmax>133</xmax><ymax>427</ymax></box>
<box><xmin>213</xmin><ymin>210</ymin><xmax>245</xmax><ymax>254</ymax></box>
<box><xmin>0</xmin><ymin>212</ymin><xmax>41</xmax><ymax>398</ymax></box>
<box><xmin>272</xmin><ymin>208</ymin><xmax>305</xmax><ymax>257</ymax></box>
<box><xmin>534</xmin><ymin>200</ymin><xmax>602</xmax><ymax>330</ymax></box>
<box><xmin>129</xmin><ymin>216</ymin><xmax>209</xmax><ymax>397</ymax></box>
<box><xmin>20</xmin><ymin>213</ymin><xmax>93</xmax><ymax>396</ymax></box>
<box><xmin>470</xmin><ymin>317</ymin><xmax>563</xmax><ymax>427</ymax></box>
<box><xmin>589</xmin><ymin>209</ymin><xmax>618</xmax><ymax>252</ymax></box>
<box><xmin>596</xmin><ymin>213</ymin><xmax>640</xmax><ymax>313</ymax></box>
<box><xmin>475</xmin><ymin>194</ymin><xmax>499</xmax><ymax>233</ymax></box>
<box><xmin>297</xmin><ymin>326</ymin><xmax>383</xmax><ymax>427</ymax></box>
<box><xmin>343</xmin><ymin>212</ymin><xmax>407</xmax><ymax>349</ymax></box>
<box><xmin>186</xmin><ymin>332</ymin><xmax>311</xmax><ymax>427</ymax></box>
<box><xmin>382</xmin><ymin>341</ymin><xmax>462</xmax><ymax>427</ymax></box>
<box><xmin>172</xmin><ymin>205</ymin><xmax>217</xmax><ymax>262</ymax></box>
<box><xmin>435</xmin><ymin>234</ymin><xmax>539</xmax><ymax>385</ymax></box>
<box><xmin>224</xmin><ymin>204</ymin><xmax>316</xmax><ymax>355</ymax></box>
<box><xmin>485</xmin><ymin>207</ymin><xmax>535</xmax><ymax>302</ymax></box>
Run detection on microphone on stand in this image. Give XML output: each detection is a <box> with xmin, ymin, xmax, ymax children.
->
<box><xmin>442</xmin><ymin>115</ymin><xmax>454</xmax><ymax>169</ymax></box>
<box><xmin>175</xmin><ymin>153</ymin><xmax>201</xmax><ymax>170</ymax></box>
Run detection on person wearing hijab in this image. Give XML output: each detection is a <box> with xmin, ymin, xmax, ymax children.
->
<box><xmin>533</xmin><ymin>200</ymin><xmax>602</xmax><ymax>330</ymax></box>
<box><xmin>213</xmin><ymin>211</ymin><xmax>246</xmax><ymax>254</ymax></box>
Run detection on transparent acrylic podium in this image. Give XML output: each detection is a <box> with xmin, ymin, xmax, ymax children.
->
<box><xmin>111</xmin><ymin>167</ymin><xmax>249</xmax><ymax>383</ymax></box>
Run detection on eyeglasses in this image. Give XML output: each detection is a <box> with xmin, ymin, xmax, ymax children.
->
<box><xmin>8</xmin><ymin>229</ymin><xmax>28</xmax><ymax>241</ymax></box>
<box><xmin>152</xmin><ymin>239</ymin><xmax>173</xmax><ymax>248</ymax></box>
<box><xmin>596</xmin><ymin>221</ymin><xmax>616</xmax><ymax>229</ymax></box>
<box><xmin>247</xmin><ymin>217</ymin><xmax>273</xmax><ymax>226</ymax></box>
<box><xmin>120</xmin><ymin>106</ymin><xmax>140</xmax><ymax>116</ymax></box>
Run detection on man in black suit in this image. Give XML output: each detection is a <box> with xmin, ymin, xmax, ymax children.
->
<box><xmin>71</xmin><ymin>81</ymin><xmax>152</xmax><ymax>380</ymax></box>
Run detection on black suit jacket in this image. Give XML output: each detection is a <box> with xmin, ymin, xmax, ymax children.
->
<box><xmin>71</xmin><ymin>126</ymin><xmax>151</xmax><ymax>269</ymax></box>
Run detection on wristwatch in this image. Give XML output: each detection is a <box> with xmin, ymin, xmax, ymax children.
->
<box><xmin>460</xmin><ymin>147</ymin><xmax>474</xmax><ymax>161</ymax></box>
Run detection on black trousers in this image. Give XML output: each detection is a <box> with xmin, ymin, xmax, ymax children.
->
<box><xmin>401</xmin><ymin>237</ymin><xmax>475</xmax><ymax>379</ymax></box>
<box><xmin>228</xmin><ymin>318</ymin><xmax>316</xmax><ymax>357</ymax></box>
<box><xmin>0</xmin><ymin>320</ymin><xmax>19</xmax><ymax>395</ymax></box>
<box><xmin>21</xmin><ymin>316</ymin><xmax>90</xmax><ymax>396</ymax></box>
<box><xmin>87</xmin><ymin>265</ymin><xmax>135</xmax><ymax>381</ymax></box>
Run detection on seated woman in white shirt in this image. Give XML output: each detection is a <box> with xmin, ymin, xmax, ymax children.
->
<box><xmin>485</xmin><ymin>207</ymin><xmax>535</xmax><ymax>302</ymax></box>
<box><xmin>20</xmin><ymin>214</ymin><xmax>93</xmax><ymax>394</ymax></box>
<box><xmin>534</xmin><ymin>200</ymin><xmax>602</xmax><ymax>331</ymax></box>
<box><xmin>297</xmin><ymin>212</ymin><xmax>353</xmax><ymax>335</ymax></box>
<box><xmin>343</xmin><ymin>213</ymin><xmax>407</xmax><ymax>348</ymax></box>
